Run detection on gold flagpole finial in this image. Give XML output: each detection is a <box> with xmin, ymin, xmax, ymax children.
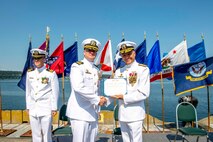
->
<box><xmin>184</xmin><ymin>33</ymin><xmax>186</xmax><ymax>41</ymax></box>
<box><xmin>122</xmin><ymin>32</ymin><xmax>125</xmax><ymax>40</ymax></box>
<box><xmin>46</xmin><ymin>26</ymin><xmax>50</xmax><ymax>42</ymax></box>
<box><xmin>29</xmin><ymin>34</ymin><xmax>32</xmax><ymax>42</ymax></box>
<box><xmin>144</xmin><ymin>31</ymin><xmax>146</xmax><ymax>39</ymax></box>
<box><xmin>156</xmin><ymin>32</ymin><xmax>159</xmax><ymax>40</ymax></box>
<box><xmin>61</xmin><ymin>34</ymin><xmax>64</xmax><ymax>41</ymax></box>
<box><xmin>46</xmin><ymin>26</ymin><xmax>50</xmax><ymax>34</ymax></box>
<box><xmin>201</xmin><ymin>33</ymin><xmax>204</xmax><ymax>40</ymax></box>
<box><xmin>108</xmin><ymin>33</ymin><xmax>111</xmax><ymax>40</ymax></box>
<box><xmin>74</xmin><ymin>32</ymin><xmax>78</xmax><ymax>41</ymax></box>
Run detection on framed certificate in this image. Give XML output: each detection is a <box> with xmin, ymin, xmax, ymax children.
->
<box><xmin>104</xmin><ymin>78</ymin><xmax>127</xmax><ymax>96</ymax></box>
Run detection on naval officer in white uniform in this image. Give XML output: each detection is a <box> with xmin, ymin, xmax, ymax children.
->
<box><xmin>66</xmin><ymin>38</ymin><xmax>106</xmax><ymax>142</ymax></box>
<box><xmin>26</xmin><ymin>49</ymin><xmax>59</xmax><ymax>142</ymax></box>
<box><xmin>110</xmin><ymin>41</ymin><xmax>150</xmax><ymax>142</ymax></box>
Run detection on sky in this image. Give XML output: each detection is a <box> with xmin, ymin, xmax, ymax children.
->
<box><xmin>1</xmin><ymin>0</ymin><xmax>213</xmax><ymax>71</ymax></box>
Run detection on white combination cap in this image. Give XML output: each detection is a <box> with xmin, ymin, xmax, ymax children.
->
<box><xmin>117</xmin><ymin>41</ymin><xmax>137</xmax><ymax>54</ymax></box>
<box><xmin>31</xmin><ymin>48</ymin><xmax>48</xmax><ymax>57</ymax></box>
<box><xmin>82</xmin><ymin>38</ymin><xmax>101</xmax><ymax>52</ymax></box>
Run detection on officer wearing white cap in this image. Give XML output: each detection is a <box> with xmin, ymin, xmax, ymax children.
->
<box><xmin>26</xmin><ymin>48</ymin><xmax>59</xmax><ymax>142</ymax></box>
<box><xmin>110</xmin><ymin>41</ymin><xmax>150</xmax><ymax>142</ymax></box>
<box><xmin>66</xmin><ymin>38</ymin><xmax>106</xmax><ymax>142</ymax></box>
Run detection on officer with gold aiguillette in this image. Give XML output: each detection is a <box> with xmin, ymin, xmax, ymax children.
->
<box><xmin>110</xmin><ymin>41</ymin><xmax>150</xmax><ymax>142</ymax></box>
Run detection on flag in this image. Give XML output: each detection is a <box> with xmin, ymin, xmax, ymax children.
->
<box><xmin>48</xmin><ymin>42</ymin><xmax>64</xmax><ymax>75</ymax></box>
<box><xmin>135</xmin><ymin>39</ymin><xmax>146</xmax><ymax>64</ymax></box>
<box><xmin>174</xmin><ymin>56</ymin><xmax>213</xmax><ymax>96</ymax></box>
<box><xmin>188</xmin><ymin>40</ymin><xmax>206</xmax><ymax>62</ymax></box>
<box><xmin>17</xmin><ymin>41</ymin><xmax>33</xmax><ymax>91</ymax></box>
<box><xmin>113</xmin><ymin>50</ymin><xmax>126</xmax><ymax>70</ymax></box>
<box><xmin>38</xmin><ymin>41</ymin><xmax>46</xmax><ymax>51</ymax></box>
<box><xmin>95</xmin><ymin>40</ymin><xmax>113</xmax><ymax>72</ymax></box>
<box><xmin>146</xmin><ymin>40</ymin><xmax>162</xmax><ymax>75</ymax></box>
<box><xmin>39</xmin><ymin>36</ymin><xmax>50</xmax><ymax>54</ymax></box>
<box><xmin>150</xmin><ymin>40</ymin><xmax>190</xmax><ymax>82</ymax></box>
<box><xmin>113</xmin><ymin>38</ymin><xmax>126</xmax><ymax>70</ymax></box>
<box><xmin>64</xmin><ymin>41</ymin><xmax>78</xmax><ymax>76</ymax></box>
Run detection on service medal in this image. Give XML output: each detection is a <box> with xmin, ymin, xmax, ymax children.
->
<box><xmin>128</xmin><ymin>71</ymin><xmax>137</xmax><ymax>86</ymax></box>
<box><xmin>41</xmin><ymin>77</ymin><xmax>49</xmax><ymax>84</ymax></box>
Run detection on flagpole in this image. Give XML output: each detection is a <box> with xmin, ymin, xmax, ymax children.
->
<box><xmin>143</xmin><ymin>31</ymin><xmax>150</xmax><ymax>133</ymax></box>
<box><xmin>122</xmin><ymin>32</ymin><xmax>125</xmax><ymax>40</ymax></box>
<box><xmin>157</xmin><ymin>33</ymin><xmax>165</xmax><ymax>133</ymax></box>
<box><xmin>184</xmin><ymin>33</ymin><xmax>186</xmax><ymax>41</ymax></box>
<box><xmin>201</xmin><ymin>33</ymin><xmax>204</xmax><ymax>40</ymax></box>
<box><xmin>207</xmin><ymin>86</ymin><xmax>210</xmax><ymax>132</ymax></box>
<box><xmin>107</xmin><ymin>33</ymin><xmax>117</xmax><ymax>108</ymax></box>
<box><xmin>75</xmin><ymin>32</ymin><xmax>78</xmax><ymax>42</ymax></box>
<box><xmin>0</xmin><ymin>85</ymin><xmax>3</xmax><ymax>133</ymax></box>
<box><xmin>201</xmin><ymin>33</ymin><xmax>210</xmax><ymax>131</ymax></box>
<box><xmin>46</xmin><ymin>27</ymin><xmax>50</xmax><ymax>54</ymax></box>
<box><xmin>61</xmin><ymin>35</ymin><xmax>65</xmax><ymax>104</ymax></box>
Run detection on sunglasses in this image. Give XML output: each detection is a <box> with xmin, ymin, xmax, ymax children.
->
<box><xmin>85</xmin><ymin>48</ymin><xmax>97</xmax><ymax>53</ymax></box>
<box><xmin>33</xmin><ymin>57</ymin><xmax>43</xmax><ymax>60</ymax></box>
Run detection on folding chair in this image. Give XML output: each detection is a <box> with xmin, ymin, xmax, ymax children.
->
<box><xmin>112</xmin><ymin>104</ymin><xmax>122</xmax><ymax>142</ymax></box>
<box><xmin>174</xmin><ymin>102</ymin><xmax>209</xmax><ymax>142</ymax></box>
<box><xmin>52</xmin><ymin>104</ymin><xmax>72</xmax><ymax>142</ymax></box>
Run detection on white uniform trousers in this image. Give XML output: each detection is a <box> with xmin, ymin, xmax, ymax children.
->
<box><xmin>120</xmin><ymin>120</ymin><xmax>143</xmax><ymax>142</ymax></box>
<box><xmin>70</xmin><ymin>119</ymin><xmax>98</xmax><ymax>142</ymax></box>
<box><xmin>29</xmin><ymin>115</ymin><xmax>52</xmax><ymax>142</ymax></box>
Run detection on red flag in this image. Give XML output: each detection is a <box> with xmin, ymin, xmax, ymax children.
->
<box><xmin>49</xmin><ymin>42</ymin><xmax>64</xmax><ymax>74</ymax></box>
<box><xmin>39</xmin><ymin>41</ymin><xmax>46</xmax><ymax>50</ymax></box>
<box><xmin>95</xmin><ymin>40</ymin><xmax>113</xmax><ymax>72</ymax></box>
<box><xmin>38</xmin><ymin>33</ymin><xmax>50</xmax><ymax>53</ymax></box>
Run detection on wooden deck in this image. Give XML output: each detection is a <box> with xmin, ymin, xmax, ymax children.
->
<box><xmin>0</xmin><ymin>122</ymin><xmax>212</xmax><ymax>142</ymax></box>
<box><xmin>0</xmin><ymin>114</ymin><xmax>212</xmax><ymax>141</ymax></box>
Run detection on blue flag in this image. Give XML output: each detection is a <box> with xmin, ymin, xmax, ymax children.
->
<box><xmin>174</xmin><ymin>56</ymin><xmax>213</xmax><ymax>96</ymax></box>
<box><xmin>146</xmin><ymin>40</ymin><xmax>162</xmax><ymax>74</ymax></box>
<box><xmin>113</xmin><ymin>38</ymin><xmax>126</xmax><ymax>70</ymax></box>
<box><xmin>188</xmin><ymin>40</ymin><xmax>206</xmax><ymax>62</ymax></box>
<box><xmin>17</xmin><ymin>41</ymin><xmax>33</xmax><ymax>91</ymax></box>
<box><xmin>64</xmin><ymin>41</ymin><xmax>78</xmax><ymax>76</ymax></box>
<box><xmin>113</xmin><ymin>50</ymin><xmax>126</xmax><ymax>70</ymax></box>
<box><xmin>135</xmin><ymin>39</ymin><xmax>146</xmax><ymax>64</ymax></box>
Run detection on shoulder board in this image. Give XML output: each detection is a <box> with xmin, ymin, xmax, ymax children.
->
<box><xmin>76</xmin><ymin>61</ymin><xmax>84</xmax><ymax>65</ymax></box>
<box><xmin>27</xmin><ymin>68</ymin><xmax>34</xmax><ymax>72</ymax></box>
<box><xmin>138</xmin><ymin>64</ymin><xmax>147</xmax><ymax>67</ymax></box>
<box><xmin>46</xmin><ymin>69</ymin><xmax>54</xmax><ymax>73</ymax></box>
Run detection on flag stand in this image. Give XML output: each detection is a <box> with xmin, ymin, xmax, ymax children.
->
<box><xmin>62</xmin><ymin>72</ymin><xmax>65</xmax><ymax>104</ymax></box>
<box><xmin>145</xmin><ymin>98</ymin><xmax>150</xmax><ymax>133</ymax></box>
<box><xmin>160</xmin><ymin>73</ymin><xmax>165</xmax><ymax>133</ymax></box>
<box><xmin>0</xmin><ymin>86</ymin><xmax>16</xmax><ymax>136</ymax></box>
<box><xmin>207</xmin><ymin>86</ymin><xmax>211</xmax><ymax>132</ymax></box>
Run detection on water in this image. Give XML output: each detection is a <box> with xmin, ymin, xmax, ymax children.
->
<box><xmin>0</xmin><ymin>79</ymin><xmax>212</xmax><ymax>122</ymax></box>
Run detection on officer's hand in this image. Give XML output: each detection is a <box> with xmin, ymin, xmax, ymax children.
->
<box><xmin>99</xmin><ymin>96</ymin><xmax>107</xmax><ymax>106</ymax></box>
<box><xmin>52</xmin><ymin>110</ymin><xmax>57</xmax><ymax>116</ymax></box>
<box><xmin>110</xmin><ymin>94</ymin><xmax>123</xmax><ymax>100</ymax></box>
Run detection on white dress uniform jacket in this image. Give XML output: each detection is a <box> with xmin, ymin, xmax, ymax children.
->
<box><xmin>114</xmin><ymin>60</ymin><xmax>150</xmax><ymax>122</ymax></box>
<box><xmin>66</xmin><ymin>58</ymin><xmax>100</xmax><ymax>121</ymax></box>
<box><xmin>26</xmin><ymin>65</ymin><xmax>59</xmax><ymax>117</ymax></box>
